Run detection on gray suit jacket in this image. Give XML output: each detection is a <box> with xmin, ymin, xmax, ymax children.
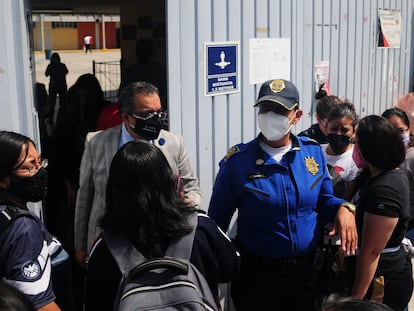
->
<box><xmin>74</xmin><ymin>125</ymin><xmax>202</xmax><ymax>251</ymax></box>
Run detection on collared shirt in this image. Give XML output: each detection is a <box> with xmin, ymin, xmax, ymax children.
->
<box><xmin>208</xmin><ymin>134</ymin><xmax>345</xmax><ymax>259</ymax></box>
<box><xmin>119</xmin><ymin>122</ymin><xmax>133</xmax><ymax>149</ymax></box>
<box><xmin>119</xmin><ymin>122</ymin><xmax>154</xmax><ymax>149</ymax></box>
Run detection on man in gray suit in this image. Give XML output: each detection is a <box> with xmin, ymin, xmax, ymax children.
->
<box><xmin>74</xmin><ymin>81</ymin><xmax>202</xmax><ymax>267</ymax></box>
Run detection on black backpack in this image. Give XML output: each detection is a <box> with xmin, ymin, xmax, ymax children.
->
<box><xmin>102</xmin><ymin>212</ymin><xmax>219</xmax><ymax>311</ymax></box>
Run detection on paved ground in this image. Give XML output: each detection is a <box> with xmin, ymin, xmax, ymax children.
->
<box><xmin>34</xmin><ymin>49</ymin><xmax>121</xmax><ymax>94</ymax></box>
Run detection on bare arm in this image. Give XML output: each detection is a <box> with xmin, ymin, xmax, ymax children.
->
<box><xmin>352</xmin><ymin>212</ymin><xmax>398</xmax><ymax>298</ymax></box>
<box><xmin>37</xmin><ymin>301</ymin><xmax>61</xmax><ymax>311</ymax></box>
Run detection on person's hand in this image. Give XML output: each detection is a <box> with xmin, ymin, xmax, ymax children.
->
<box><xmin>75</xmin><ymin>250</ymin><xmax>88</xmax><ymax>269</ymax></box>
<box><xmin>330</xmin><ymin>206</ymin><xmax>358</xmax><ymax>256</ymax></box>
<box><xmin>180</xmin><ymin>193</ymin><xmax>193</xmax><ymax>207</ymax></box>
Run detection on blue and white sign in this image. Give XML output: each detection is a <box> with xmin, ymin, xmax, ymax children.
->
<box><xmin>204</xmin><ymin>41</ymin><xmax>240</xmax><ymax>96</ymax></box>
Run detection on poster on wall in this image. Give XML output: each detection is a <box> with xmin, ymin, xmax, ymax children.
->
<box><xmin>314</xmin><ymin>61</ymin><xmax>331</xmax><ymax>96</ymax></box>
<box><xmin>378</xmin><ymin>9</ymin><xmax>401</xmax><ymax>48</ymax></box>
<box><xmin>204</xmin><ymin>41</ymin><xmax>240</xmax><ymax>96</ymax></box>
<box><xmin>249</xmin><ymin>38</ymin><xmax>290</xmax><ymax>85</ymax></box>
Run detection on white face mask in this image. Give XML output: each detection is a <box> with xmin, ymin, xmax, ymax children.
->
<box><xmin>258</xmin><ymin>111</ymin><xmax>295</xmax><ymax>141</ymax></box>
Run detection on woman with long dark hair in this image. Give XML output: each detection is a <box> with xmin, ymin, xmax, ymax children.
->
<box><xmin>85</xmin><ymin>141</ymin><xmax>240</xmax><ymax>310</ymax></box>
<box><xmin>351</xmin><ymin>115</ymin><xmax>413</xmax><ymax>310</ymax></box>
<box><xmin>0</xmin><ymin>131</ymin><xmax>71</xmax><ymax>311</ymax></box>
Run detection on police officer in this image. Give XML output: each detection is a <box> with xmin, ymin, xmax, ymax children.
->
<box><xmin>208</xmin><ymin>79</ymin><xmax>357</xmax><ymax>310</ymax></box>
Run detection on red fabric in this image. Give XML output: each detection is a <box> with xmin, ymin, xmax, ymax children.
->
<box><xmin>96</xmin><ymin>102</ymin><xmax>122</xmax><ymax>130</ymax></box>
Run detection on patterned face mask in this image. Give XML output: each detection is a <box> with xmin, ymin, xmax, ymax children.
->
<box><xmin>9</xmin><ymin>168</ymin><xmax>48</xmax><ymax>202</ymax></box>
<box><xmin>129</xmin><ymin>113</ymin><xmax>163</xmax><ymax>141</ymax></box>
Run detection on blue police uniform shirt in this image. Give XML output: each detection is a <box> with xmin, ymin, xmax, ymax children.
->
<box><xmin>208</xmin><ymin>134</ymin><xmax>345</xmax><ymax>259</ymax></box>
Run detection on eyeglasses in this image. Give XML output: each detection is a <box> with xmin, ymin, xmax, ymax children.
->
<box><xmin>130</xmin><ymin>110</ymin><xmax>168</xmax><ymax>121</ymax></box>
<box><xmin>13</xmin><ymin>158</ymin><xmax>48</xmax><ymax>176</ymax></box>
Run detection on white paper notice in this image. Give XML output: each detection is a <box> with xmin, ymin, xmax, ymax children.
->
<box><xmin>314</xmin><ymin>61</ymin><xmax>331</xmax><ymax>96</ymax></box>
<box><xmin>249</xmin><ymin>38</ymin><xmax>290</xmax><ymax>85</ymax></box>
<box><xmin>378</xmin><ymin>9</ymin><xmax>401</xmax><ymax>48</ymax></box>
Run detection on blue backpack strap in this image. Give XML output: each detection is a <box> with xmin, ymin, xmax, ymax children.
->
<box><xmin>102</xmin><ymin>232</ymin><xmax>147</xmax><ymax>275</ymax></box>
<box><xmin>165</xmin><ymin>211</ymin><xmax>198</xmax><ymax>260</ymax></box>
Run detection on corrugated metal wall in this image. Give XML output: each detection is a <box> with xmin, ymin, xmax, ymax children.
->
<box><xmin>167</xmin><ymin>0</ymin><xmax>414</xmax><ymax>210</ymax></box>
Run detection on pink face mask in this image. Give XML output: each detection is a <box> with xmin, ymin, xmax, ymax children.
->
<box><xmin>352</xmin><ymin>144</ymin><xmax>366</xmax><ymax>168</ymax></box>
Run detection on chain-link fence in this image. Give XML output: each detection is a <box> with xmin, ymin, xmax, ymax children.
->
<box><xmin>93</xmin><ymin>60</ymin><xmax>121</xmax><ymax>102</ymax></box>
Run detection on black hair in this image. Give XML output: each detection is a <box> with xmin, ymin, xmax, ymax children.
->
<box><xmin>356</xmin><ymin>115</ymin><xmax>405</xmax><ymax>170</ymax></box>
<box><xmin>315</xmin><ymin>83</ymin><xmax>328</xmax><ymax>100</ymax></box>
<box><xmin>0</xmin><ymin>131</ymin><xmax>34</xmax><ymax>181</ymax></box>
<box><xmin>58</xmin><ymin>73</ymin><xmax>107</xmax><ymax>129</ymax></box>
<box><xmin>381</xmin><ymin>107</ymin><xmax>410</xmax><ymax>128</ymax></box>
<box><xmin>118</xmin><ymin>81</ymin><xmax>159</xmax><ymax>114</ymax></box>
<box><xmin>316</xmin><ymin>96</ymin><xmax>341</xmax><ymax>119</ymax></box>
<box><xmin>0</xmin><ymin>281</ymin><xmax>35</xmax><ymax>311</ymax></box>
<box><xmin>72</xmin><ymin>73</ymin><xmax>104</xmax><ymax>100</ymax></box>
<box><xmin>50</xmin><ymin>52</ymin><xmax>61</xmax><ymax>65</ymax></box>
<box><xmin>320</xmin><ymin>294</ymin><xmax>393</xmax><ymax>311</ymax></box>
<box><xmin>327</xmin><ymin>101</ymin><xmax>358</xmax><ymax>128</ymax></box>
<box><xmin>100</xmin><ymin>141</ymin><xmax>194</xmax><ymax>244</ymax></box>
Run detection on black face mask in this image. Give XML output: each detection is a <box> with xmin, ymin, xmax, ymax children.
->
<box><xmin>130</xmin><ymin>114</ymin><xmax>162</xmax><ymax>141</ymax></box>
<box><xmin>327</xmin><ymin>134</ymin><xmax>350</xmax><ymax>155</ymax></box>
<box><xmin>8</xmin><ymin>168</ymin><xmax>48</xmax><ymax>202</ymax></box>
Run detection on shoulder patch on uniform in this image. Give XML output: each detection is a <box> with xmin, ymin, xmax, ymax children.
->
<box><xmin>224</xmin><ymin>146</ymin><xmax>240</xmax><ymax>161</ymax></box>
<box><xmin>21</xmin><ymin>261</ymin><xmax>41</xmax><ymax>279</ymax></box>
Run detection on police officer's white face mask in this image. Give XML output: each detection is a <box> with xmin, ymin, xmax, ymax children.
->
<box><xmin>258</xmin><ymin>111</ymin><xmax>295</xmax><ymax>141</ymax></box>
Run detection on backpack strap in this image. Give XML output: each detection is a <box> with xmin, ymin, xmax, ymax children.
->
<box><xmin>0</xmin><ymin>206</ymin><xmax>38</xmax><ymax>237</ymax></box>
<box><xmin>103</xmin><ymin>211</ymin><xmax>198</xmax><ymax>273</ymax></box>
<box><xmin>165</xmin><ymin>211</ymin><xmax>198</xmax><ymax>260</ymax></box>
<box><xmin>102</xmin><ymin>231</ymin><xmax>147</xmax><ymax>274</ymax></box>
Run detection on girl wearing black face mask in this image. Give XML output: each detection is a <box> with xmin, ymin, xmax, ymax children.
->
<box><xmin>0</xmin><ymin>131</ymin><xmax>72</xmax><ymax>311</ymax></box>
<box><xmin>321</xmin><ymin>102</ymin><xmax>360</xmax><ymax>201</ymax></box>
<box><xmin>318</xmin><ymin>103</ymin><xmax>360</xmax><ymax>298</ymax></box>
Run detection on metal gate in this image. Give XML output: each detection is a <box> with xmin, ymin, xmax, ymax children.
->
<box><xmin>93</xmin><ymin>60</ymin><xmax>121</xmax><ymax>102</ymax></box>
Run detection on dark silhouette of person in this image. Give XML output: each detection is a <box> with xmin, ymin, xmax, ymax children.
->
<box><xmin>45</xmin><ymin>73</ymin><xmax>108</xmax><ymax>311</ymax></box>
<box><xmin>48</xmin><ymin>73</ymin><xmax>109</xmax><ymax>246</ymax></box>
<box><xmin>120</xmin><ymin>39</ymin><xmax>166</xmax><ymax>107</ymax></box>
<box><xmin>45</xmin><ymin>52</ymin><xmax>68</xmax><ymax>123</ymax></box>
